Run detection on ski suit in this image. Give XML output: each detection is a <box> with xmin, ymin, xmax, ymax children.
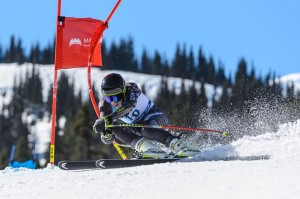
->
<box><xmin>98</xmin><ymin>82</ymin><xmax>177</xmax><ymax>149</ymax></box>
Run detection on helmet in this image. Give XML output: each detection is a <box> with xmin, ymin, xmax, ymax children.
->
<box><xmin>101</xmin><ymin>73</ymin><xmax>125</xmax><ymax>92</ymax></box>
<box><xmin>101</xmin><ymin>73</ymin><xmax>125</xmax><ymax>102</ymax></box>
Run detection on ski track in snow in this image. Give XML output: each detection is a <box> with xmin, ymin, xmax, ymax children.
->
<box><xmin>1</xmin><ymin>120</ymin><xmax>300</xmax><ymax>199</ymax></box>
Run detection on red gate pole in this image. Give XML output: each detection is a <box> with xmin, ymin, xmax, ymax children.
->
<box><xmin>105</xmin><ymin>0</ymin><xmax>122</xmax><ymax>24</ymax></box>
<box><xmin>49</xmin><ymin>0</ymin><xmax>62</xmax><ymax>169</ymax></box>
<box><xmin>87</xmin><ymin>0</ymin><xmax>127</xmax><ymax>160</ymax></box>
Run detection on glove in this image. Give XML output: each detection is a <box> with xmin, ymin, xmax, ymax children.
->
<box><xmin>101</xmin><ymin>132</ymin><xmax>114</xmax><ymax>144</ymax></box>
<box><xmin>93</xmin><ymin>116</ymin><xmax>112</xmax><ymax>134</ymax></box>
<box><xmin>93</xmin><ymin>116</ymin><xmax>113</xmax><ymax>144</ymax></box>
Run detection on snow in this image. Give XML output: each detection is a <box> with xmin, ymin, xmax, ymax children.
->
<box><xmin>275</xmin><ymin>73</ymin><xmax>300</xmax><ymax>95</ymax></box>
<box><xmin>1</xmin><ymin>119</ymin><xmax>300</xmax><ymax>199</ymax></box>
<box><xmin>34</xmin><ymin>117</ymin><xmax>52</xmax><ymax>154</ymax></box>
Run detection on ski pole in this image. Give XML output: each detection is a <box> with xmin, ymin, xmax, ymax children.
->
<box><xmin>106</xmin><ymin>124</ymin><xmax>229</xmax><ymax>136</ymax></box>
<box><xmin>112</xmin><ymin>142</ymin><xmax>128</xmax><ymax>160</ymax></box>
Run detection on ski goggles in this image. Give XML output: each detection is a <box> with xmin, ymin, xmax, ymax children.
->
<box><xmin>104</xmin><ymin>92</ymin><xmax>124</xmax><ymax>103</ymax></box>
<box><xmin>102</xmin><ymin>87</ymin><xmax>126</xmax><ymax>103</ymax></box>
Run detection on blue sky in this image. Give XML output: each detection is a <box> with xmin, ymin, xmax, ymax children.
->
<box><xmin>1</xmin><ymin>0</ymin><xmax>299</xmax><ymax>77</ymax></box>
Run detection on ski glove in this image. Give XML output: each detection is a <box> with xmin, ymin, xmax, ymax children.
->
<box><xmin>101</xmin><ymin>132</ymin><xmax>114</xmax><ymax>145</ymax></box>
<box><xmin>93</xmin><ymin>116</ymin><xmax>112</xmax><ymax>134</ymax></box>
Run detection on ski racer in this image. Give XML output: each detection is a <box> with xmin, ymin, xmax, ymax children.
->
<box><xmin>93</xmin><ymin>73</ymin><xmax>200</xmax><ymax>158</ymax></box>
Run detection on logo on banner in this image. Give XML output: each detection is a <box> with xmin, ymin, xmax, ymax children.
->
<box><xmin>69</xmin><ymin>37</ymin><xmax>102</xmax><ymax>48</ymax></box>
<box><xmin>69</xmin><ymin>38</ymin><xmax>82</xmax><ymax>47</ymax></box>
<box><xmin>83</xmin><ymin>38</ymin><xmax>91</xmax><ymax>47</ymax></box>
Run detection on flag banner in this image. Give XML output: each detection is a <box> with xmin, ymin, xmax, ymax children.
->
<box><xmin>55</xmin><ymin>17</ymin><xmax>106</xmax><ymax>70</ymax></box>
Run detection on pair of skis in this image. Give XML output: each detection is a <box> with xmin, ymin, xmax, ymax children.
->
<box><xmin>58</xmin><ymin>158</ymin><xmax>180</xmax><ymax>170</ymax></box>
<box><xmin>58</xmin><ymin>155</ymin><xmax>271</xmax><ymax>171</ymax></box>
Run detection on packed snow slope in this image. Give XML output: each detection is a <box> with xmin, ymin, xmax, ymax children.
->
<box><xmin>1</xmin><ymin>119</ymin><xmax>300</xmax><ymax>199</ymax></box>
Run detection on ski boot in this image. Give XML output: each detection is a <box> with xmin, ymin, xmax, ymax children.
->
<box><xmin>168</xmin><ymin>138</ymin><xmax>201</xmax><ymax>157</ymax></box>
<box><xmin>135</xmin><ymin>138</ymin><xmax>169</xmax><ymax>159</ymax></box>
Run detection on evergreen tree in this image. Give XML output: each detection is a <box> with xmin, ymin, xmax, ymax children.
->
<box><xmin>186</xmin><ymin>80</ymin><xmax>199</xmax><ymax>125</ymax></box>
<box><xmin>0</xmin><ymin>40</ymin><xmax>2</xmax><ymax>62</ymax></box>
<box><xmin>57</xmin><ymin>101</ymin><xmax>117</xmax><ymax>161</ymax></box>
<box><xmin>132</xmin><ymin>59</ymin><xmax>139</xmax><ymax>73</ymax></box>
<box><xmin>0</xmin><ymin>146</ymin><xmax>10</xmax><ymax>169</ymax></box>
<box><xmin>197</xmin><ymin>48</ymin><xmax>207</xmax><ymax>82</ymax></box>
<box><xmin>66</xmin><ymin>102</ymin><xmax>95</xmax><ymax>160</ymax></box>
<box><xmin>41</xmin><ymin>43</ymin><xmax>54</xmax><ymax>64</ymax></box>
<box><xmin>141</xmin><ymin>49</ymin><xmax>151</xmax><ymax>74</ymax></box>
<box><xmin>199</xmin><ymin>79</ymin><xmax>208</xmax><ymax>111</ymax></box>
<box><xmin>247</xmin><ymin>66</ymin><xmax>264</xmax><ymax>101</ymax></box>
<box><xmin>117</xmin><ymin>39</ymin><xmax>127</xmax><ymax>70</ymax></box>
<box><xmin>181</xmin><ymin>45</ymin><xmax>188</xmax><ymax>79</ymax></box>
<box><xmin>170</xmin><ymin>44</ymin><xmax>181</xmax><ymax>78</ymax></box>
<box><xmin>56</xmin><ymin>72</ymin><xmax>76</xmax><ymax>119</ymax></box>
<box><xmin>207</xmin><ymin>56</ymin><xmax>216</xmax><ymax>84</ymax></box>
<box><xmin>23</xmin><ymin>66</ymin><xmax>43</xmax><ymax>105</ymax></box>
<box><xmin>107</xmin><ymin>41</ymin><xmax>118</xmax><ymax>69</ymax></box>
<box><xmin>123</xmin><ymin>37</ymin><xmax>135</xmax><ymax>72</ymax></box>
<box><xmin>187</xmin><ymin>48</ymin><xmax>195</xmax><ymax>80</ymax></box>
<box><xmin>216</xmin><ymin>62</ymin><xmax>227</xmax><ymax>87</ymax></box>
<box><xmin>5</xmin><ymin>35</ymin><xmax>16</xmax><ymax>63</ymax></box>
<box><xmin>230</xmin><ymin>58</ymin><xmax>249</xmax><ymax>110</ymax></box>
<box><xmin>29</xmin><ymin>43</ymin><xmax>41</xmax><ymax>64</ymax></box>
<box><xmin>101</xmin><ymin>39</ymin><xmax>107</xmax><ymax>65</ymax></box>
<box><xmin>162</xmin><ymin>59</ymin><xmax>169</xmax><ymax>76</ymax></box>
<box><xmin>227</xmin><ymin>73</ymin><xmax>233</xmax><ymax>88</ymax></box>
<box><xmin>15</xmin><ymin>38</ymin><xmax>25</xmax><ymax>65</ymax></box>
<box><xmin>75</xmin><ymin>89</ymin><xmax>83</xmax><ymax>110</ymax></box>
<box><xmin>155</xmin><ymin>76</ymin><xmax>169</xmax><ymax>108</ymax></box>
<box><xmin>7</xmin><ymin>77</ymin><xmax>32</xmax><ymax>162</ymax></box>
<box><xmin>0</xmin><ymin>111</ymin><xmax>12</xmax><ymax>169</ymax></box>
<box><xmin>14</xmin><ymin>135</ymin><xmax>32</xmax><ymax>162</ymax></box>
<box><xmin>46</xmin><ymin>83</ymin><xmax>53</xmax><ymax>119</ymax></box>
<box><xmin>286</xmin><ymin>82</ymin><xmax>295</xmax><ymax>103</ymax></box>
<box><xmin>212</xmin><ymin>80</ymin><xmax>230</xmax><ymax>114</ymax></box>
<box><xmin>152</xmin><ymin>51</ymin><xmax>162</xmax><ymax>75</ymax></box>
<box><xmin>268</xmin><ymin>75</ymin><xmax>283</xmax><ymax>102</ymax></box>
<box><xmin>171</xmin><ymin>79</ymin><xmax>189</xmax><ymax>125</ymax></box>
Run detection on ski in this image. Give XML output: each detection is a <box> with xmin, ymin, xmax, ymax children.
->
<box><xmin>95</xmin><ymin>158</ymin><xmax>180</xmax><ymax>169</ymax></box>
<box><xmin>58</xmin><ymin>160</ymin><xmax>97</xmax><ymax>170</ymax></box>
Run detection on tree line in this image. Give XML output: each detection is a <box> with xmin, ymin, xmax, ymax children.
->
<box><xmin>0</xmin><ymin>35</ymin><xmax>55</xmax><ymax>65</ymax></box>
<box><xmin>1</xmin><ymin>35</ymin><xmax>228</xmax><ymax>87</ymax></box>
<box><xmin>0</xmin><ymin>35</ymin><xmax>300</xmax><ymax>169</ymax></box>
